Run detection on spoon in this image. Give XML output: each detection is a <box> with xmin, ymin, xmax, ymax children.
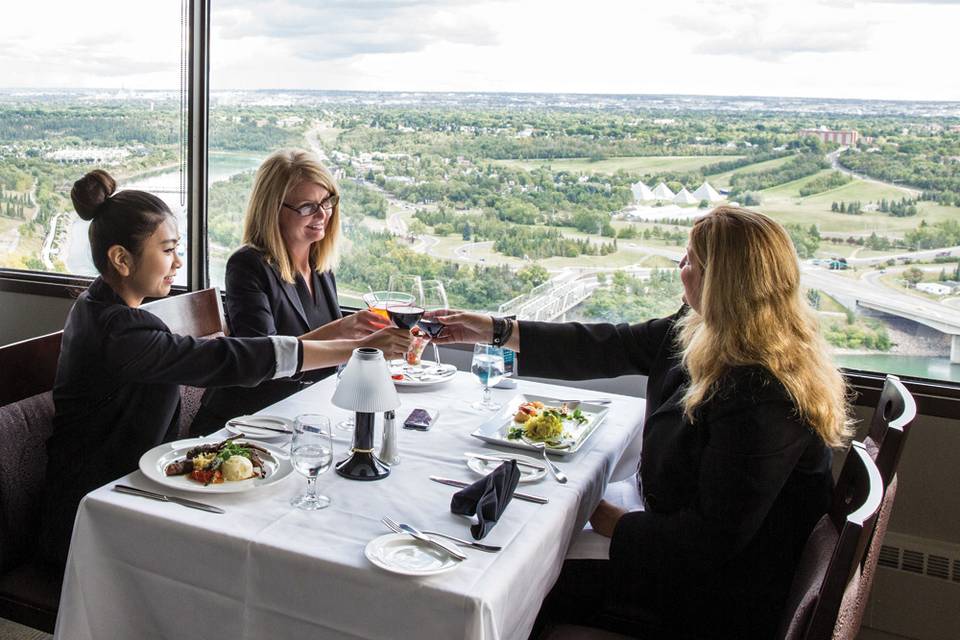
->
<box><xmin>531</xmin><ymin>442</ymin><xmax>568</xmax><ymax>484</ymax></box>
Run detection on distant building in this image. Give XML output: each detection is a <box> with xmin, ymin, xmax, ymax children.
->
<box><xmin>799</xmin><ymin>127</ymin><xmax>859</xmax><ymax>146</ymax></box>
<box><xmin>692</xmin><ymin>181</ymin><xmax>723</xmax><ymax>203</ymax></box>
<box><xmin>674</xmin><ymin>187</ymin><xmax>698</xmax><ymax>205</ymax></box>
<box><xmin>631</xmin><ymin>180</ymin><xmax>655</xmax><ymax>202</ymax></box>
<box><xmin>652</xmin><ymin>182</ymin><xmax>675</xmax><ymax>200</ymax></box>
<box><xmin>917</xmin><ymin>282</ymin><xmax>952</xmax><ymax>296</ymax></box>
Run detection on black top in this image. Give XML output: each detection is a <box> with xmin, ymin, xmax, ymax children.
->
<box><xmin>195</xmin><ymin>246</ymin><xmax>342</xmax><ymax>429</ymax></box>
<box><xmin>519</xmin><ymin>308</ymin><xmax>833</xmax><ymax>639</ymax></box>
<box><xmin>40</xmin><ymin>277</ymin><xmax>281</xmax><ymax>566</ymax></box>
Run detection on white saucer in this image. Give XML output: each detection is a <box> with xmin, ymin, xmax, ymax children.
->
<box><xmin>364</xmin><ymin>533</ymin><xmax>461</xmax><ymax>576</ymax></box>
<box><xmin>465</xmin><ymin>452</ymin><xmax>547</xmax><ymax>483</ymax></box>
<box><xmin>225</xmin><ymin>415</ymin><xmax>294</xmax><ymax>439</ymax></box>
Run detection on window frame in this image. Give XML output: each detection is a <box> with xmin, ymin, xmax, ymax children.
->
<box><xmin>1</xmin><ymin>0</ymin><xmax>959</xmax><ymax>416</ymax></box>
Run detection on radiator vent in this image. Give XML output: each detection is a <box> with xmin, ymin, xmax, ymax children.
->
<box><xmin>927</xmin><ymin>555</ymin><xmax>950</xmax><ymax>580</ymax></box>
<box><xmin>902</xmin><ymin>549</ymin><xmax>925</xmax><ymax>574</ymax></box>
<box><xmin>879</xmin><ymin>538</ymin><xmax>960</xmax><ymax>582</ymax></box>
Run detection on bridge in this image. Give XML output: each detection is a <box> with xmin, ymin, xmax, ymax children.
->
<box><xmin>498</xmin><ymin>271</ymin><xmax>599</xmax><ymax>321</ymax></box>
<box><xmin>802</xmin><ymin>268</ymin><xmax>960</xmax><ymax>363</ymax></box>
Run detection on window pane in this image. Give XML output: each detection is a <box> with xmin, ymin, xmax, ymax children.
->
<box><xmin>0</xmin><ymin>1</ymin><xmax>187</xmax><ymax>284</ymax></box>
<box><xmin>208</xmin><ymin>1</ymin><xmax>960</xmax><ymax>384</ymax></box>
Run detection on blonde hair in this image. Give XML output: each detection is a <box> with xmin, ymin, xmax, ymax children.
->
<box><xmin>241</xmin><ymin>148</ymin><xmax>341</xmax><ymax>282</ymax></box>
<box><xmin>677</xmin><ymin>206</ymin><xmax>852</xmax><ymax>448</ymax></box>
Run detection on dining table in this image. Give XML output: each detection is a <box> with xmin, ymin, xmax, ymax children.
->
<box><xmin>53</xmin><ymin>370</ymin><xmax>646</xmax><ymax>640</ymax></box>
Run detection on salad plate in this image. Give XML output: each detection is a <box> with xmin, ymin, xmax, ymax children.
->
<box><xmin>140</xmin><ymin>438</ymin><xmax>293</xmax><ymax>494</ymax></box>
<box><xmin>365</xmin><ymin>533</ymin><xmax>460</xmax><ymax>576</ymax></box>
<box><xmin>470</xmin><ymin>394</ymin><xmax>609</xmax><ymax>457</ymax></box>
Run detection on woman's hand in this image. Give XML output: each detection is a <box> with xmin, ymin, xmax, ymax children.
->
<box><xmin>358</xmin><ymin>327</ymin><xmax>414</xmax><ymax>361</ymax></box>
<box><xmin>422</xmin><ymin>309</ymin><xmax>493</xmax><ymax>345</ymax></box>
<box><xmin>588</xmin><ymin>499</ymin><xmax>627</xmax><ymax>538</ymax></box>
<box><xmin>335</xmin><ymin>309</ymin><xmax>389</xmax><ymax>339</ymax></box>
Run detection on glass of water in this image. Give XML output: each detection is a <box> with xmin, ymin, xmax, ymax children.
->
<box><xmin>471</xmin><ymin>344</ymin><xmax>505</xmax><ymax>410</ymax></box>
<box><xmin>290</xmin><ymin>414</ymin><xmax>334</xmax><ymax>510</ymax></box>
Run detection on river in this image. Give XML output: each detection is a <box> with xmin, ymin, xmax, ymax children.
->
<box><xmin>64</xmin><ymin>152</ymin><xmax>263</xmax><ymax>283</ymax></box>
<box><xmin>834</xmin><ymin>353</ymin><xmax>960</xmax><ymax>384</ymax></box>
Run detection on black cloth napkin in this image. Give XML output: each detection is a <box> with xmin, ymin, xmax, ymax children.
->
<box><xmin>450</xmin><ymin>460</ymin><xmax>521</xmax><ymax>539</ymax></box>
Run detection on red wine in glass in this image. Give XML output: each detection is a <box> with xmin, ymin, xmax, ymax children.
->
<box><xmin>417</xmin><ymin>319</ymin><xmax>445</xmax><ymax>338</ymax></box>
<box><xmin>387</xmin><ymin>305</ymin><xmax>424</xmax><ymax>330</ymax></box>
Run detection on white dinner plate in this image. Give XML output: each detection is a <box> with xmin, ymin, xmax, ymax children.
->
<box><xmin>470</xmin><ymin>394</ymin><xmax>609</xmax><ymax>457</ymax></box>
<box><xmin>224</xmin><ymin>414</ymin><xmax>294</xmax><ymax>439</ymax></box>
<box><xmin>390</xmin><ymin>363</ymin><xmax>457</xmax><ymax>387</ymax></box>
<box><xmin>465</xmin><ymin>452</ymin><xmax>547</xmax><ymax>483</ymax></box>
<box><xmin>364</xmin><ymin>533</ymin><xmax>461</xmax><ymax>576</ymax></box>
<box><xmin>139</xmin><ymin>438</ymin><xmax>293</xmax><ymax>494</ymax></box>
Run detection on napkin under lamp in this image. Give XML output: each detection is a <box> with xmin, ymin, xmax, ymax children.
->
<box><xmin>331</xmin><ymin>347</ymin><xmax>400</xmax><ymax>480</ymax></box>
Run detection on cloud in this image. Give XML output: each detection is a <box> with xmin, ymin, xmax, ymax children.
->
<box><xmin>215</xmin><ymin>0</ymin><xmax>500</xmax><ymax>61</ymax></box>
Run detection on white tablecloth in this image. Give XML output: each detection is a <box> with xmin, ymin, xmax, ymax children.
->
<box><xmin>54</xmin><ymin>373</ymin><xmax>645</xmax><ymax>640</ymax></box>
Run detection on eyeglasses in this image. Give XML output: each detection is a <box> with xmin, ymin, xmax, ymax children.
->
<box><xmin>282</xmin><ymin>195</ymin><xmax>339</xmax><ymax>217</ymax></box>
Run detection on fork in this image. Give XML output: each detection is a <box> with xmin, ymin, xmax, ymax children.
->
<box><xmin>382</xmin><ymin>517</ymin><xmax>466</xmax><ymax>561</ymax></box>
<box><xmin>531</xmin><ymin>442</ymin><xmax>568</xmax><ymax>484</ymax></box>
<box><xmin>419</xmin><ymin>529</ymin><xmax>501</xmax><ymax>553</ymax></box>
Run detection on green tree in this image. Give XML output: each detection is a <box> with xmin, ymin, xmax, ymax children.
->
<box><xmin>903</xmin><ymin>266</ymin><xmax>924</xmax><ymax>287</ymax></box>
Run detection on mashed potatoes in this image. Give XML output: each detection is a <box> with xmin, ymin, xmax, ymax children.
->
<box><xmin>221</xmin><ymin>455</ymin><xmax>254</xmax><ymax>481</ymax></box>
<box><xmin>523</xmin><ymin>411</ymin><xmax>564</xmax><ymax>442</ymax></box>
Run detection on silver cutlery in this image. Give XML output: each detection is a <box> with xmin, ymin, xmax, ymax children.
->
<box><xmin>555</xmin><ymin>398</ymin><xmax>612</xmax><ymax>406</ymax></box>
<box><xmin>464</xmin><ymin>452</ymin><xmax>546</xmax><ymax>471</ymax></box>
<box><xmin>226</xmin><ymin>420</ymin><xmax>291</xmax><ymax>434</ymax></box>
<box><xmin>382</xmin><ymin>516</ymin><xmax>466</xmax><ymax>561</ymax></box>
<box><xmin>429</xmin><ymin>476</ymin><xmax>549</xmax><ymax>504</ymax></box>
<box><xmin>114</xmin><ymin>484</ymin><xmax>225</xmax><ymax>514</ymax></box>
<box><xmin>530</xmin><ymin>442</ymin><xmax>568</xmax><ymax>484</ymax></box>
<box><xmin>418</xmin><ymin>528</ymin><xmax>501</xmax><ymax>553</ymax></box>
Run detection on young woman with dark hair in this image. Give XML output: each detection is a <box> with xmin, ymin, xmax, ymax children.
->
<box><xmin>38</xmin><ymin>170</ymin><xmax>412</xmax><ymax>568</ymax></box>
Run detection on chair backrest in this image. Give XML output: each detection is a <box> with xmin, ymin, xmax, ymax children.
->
<box><xmin>865</xmin><ymin>374</ymin><xmax>916</xmax><ymax>488</ymax></box>
<box><xmin>0</xmin><ymin>331</ymin><xmax>63</xmax><ymax>407</ymax></box>
<box><xmin>143</xmin><ymin>287</ymin><xmax>228</xmax><ymax>339</ymax></box>
<box><xmin>777</xmin><ymin>442</ymin><xmax>884</xmax><ymax>640</ymax></box>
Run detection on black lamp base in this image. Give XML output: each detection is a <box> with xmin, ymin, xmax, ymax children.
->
<box><xmin>335</xmin><ymin>451</ymin><xmax>390</xmax><ymax>481</ymax></box>
<box><xmin>335</xmin><ymin>412</ymin><xmax>390</xmax><ymax>481</ymax></box>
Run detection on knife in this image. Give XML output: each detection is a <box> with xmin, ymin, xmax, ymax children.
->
<box><xmin>114</xmin><ymin>484</ymin><xmax>226</xmax><ymax>514</ymax></box>
<box><xmin>429</xmin><ymin>476</ymin><xmax>549</xmax><ymax>504</ymax></box>
<box><xmin>463</xmin><ymin>452</ymin><xmax>546</xmax><ymax>471</ymax></box>
<box><xmin>227</xmin><ymin>420</ymin><xmax>291</xmax><ymax>434</ymax></box>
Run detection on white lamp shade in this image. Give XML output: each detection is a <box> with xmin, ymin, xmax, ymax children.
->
<box><xmin>331</xmin><ymin>348</ymin><xmax>401</xmax><ymax>413</ymax></box>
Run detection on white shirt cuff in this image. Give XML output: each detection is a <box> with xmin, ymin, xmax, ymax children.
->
<box><xmin>269</xmin><ymin>335</ymin><xmax>300</xmax><ymax>379</ymax></box>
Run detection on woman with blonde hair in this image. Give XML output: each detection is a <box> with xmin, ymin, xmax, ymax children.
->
<box><xmin>429</xmin><ymin>206</ymin><xmax>851</xmax><ymax>639</ymax></box>
<box><xmin>191</xmin><ymin>149</ymin><xmax>390</xmax><ymax>435</ymax></box>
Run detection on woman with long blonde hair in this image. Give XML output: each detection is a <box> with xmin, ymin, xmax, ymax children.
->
<box><xmin>191</xmin><ymin>149</ymin><xmax>394</xmax><ymax>435</ymax></box>
<box><xmin>429</xmin><ymin>206</ymin><xmax>851</xmax><ymax>639</ymax></box>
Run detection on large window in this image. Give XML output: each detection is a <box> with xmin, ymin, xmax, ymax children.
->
<box><xmin>5</xmin><ymin>1</ymin><xmax>960</xmax><ymax>387</ymax></box>
<box><xmin>0</xmin><ymin>1</ymin><xmax>188</xmax><ymax>284</ymax></box>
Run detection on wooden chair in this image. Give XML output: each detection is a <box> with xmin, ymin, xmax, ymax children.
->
<box><xmin>144</xmin><ymin>287</ymin><xmax>227</xmax><ymax>437</ymax></box>
<box><xmin>0</xmin><ymin>332</ymin><xmax>63</xmax><ymax>632</ymax></box>
<box><xmin>834</xmin><ymin>375</ymin><xmax>916</xmax><ymax>640</ymax></box>
<box><xmin>0</xmin><ymin>331</ymin><xmax>62</xmax><ymax>407</ymax></box>
<box><xmin>777</xmin><ymin>442</ymin><xmax>884</xmax><ymax>640</ymax></box>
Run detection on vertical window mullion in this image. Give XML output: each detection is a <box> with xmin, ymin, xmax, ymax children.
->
<box><xmin>187</xmin><ymin>0</ymin><xmax>211</xmax><ymax>291</ymax></box>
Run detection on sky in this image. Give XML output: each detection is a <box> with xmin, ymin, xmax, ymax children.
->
<box><xmin>1</xmin><ymin>0</ymin><xmax>959</xmax><ymax>101</ymax></box>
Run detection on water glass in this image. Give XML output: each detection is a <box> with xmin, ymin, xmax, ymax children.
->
<box><xmin>471</xmin><ymin>344</ymin><xmax>505</xmax><ymax>410</ymax></box>
<box><xmin>290</xmin><ymin>414</ymin><xmax>334</xmax><ymax>510</ymax></box>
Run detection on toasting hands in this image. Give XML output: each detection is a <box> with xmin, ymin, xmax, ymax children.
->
<box><xmin>421</xmin><ymin>309</ymin><xmax>494</xmax><ymax>345</ymax></box>
<box><xmin>358</xmin><ymin>327</ymin><xmax>414</xmax><ymax>361</ymax></box>
<box><xmin>335</xmin><ymin>309</ymin><xmax>389</xmax><ymax>339</ymax></box>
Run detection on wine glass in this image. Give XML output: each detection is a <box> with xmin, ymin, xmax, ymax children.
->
<box><xmin>334</xmin><ymin>364</ymin><xmax>354</xmax><ymax>431</ymax></box>
<box><xmin>470</xmin><ymin>344</ymin><xmax>505</xmax><ymax>410</ymax></box>
<box><xmin>388</xmin><ymin>275</ymin><xmax>423</xmax><ymax>304</ymax></box>
<box><xmin>363</xmin><ymin>290</ymin><xmax>414</xmax><ymax>321</ymax></box>
<box><xmin>290</xmin><ymin>414</ymin><xmax>334</xmax><ymax>510</ymax></box>
<box><xmin>418</xmin><ymin>280</ymin><xmax>448</xmax><ymax>373</ymax></box>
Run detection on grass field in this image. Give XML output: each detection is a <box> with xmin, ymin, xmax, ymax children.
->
<box><xmin>706</xmin><ymin>155</ymin><xmax>796</xmax><ymax>189</ymax></box>
<box><xmin>492</xmin><ymin>155</ymin><xmax>740</xmax><ymax>175</ymax></box>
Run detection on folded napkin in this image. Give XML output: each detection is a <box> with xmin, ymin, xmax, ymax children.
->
<box><xmin>451</xmin><ymin>460</ymin><xmax>521</xmax><ymax>539</ymax></box>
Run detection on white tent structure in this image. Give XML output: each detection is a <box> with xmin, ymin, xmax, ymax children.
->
<box><xmin>631</xmin><ymin>180</ymin><xmax>655</xmax><ymax>202</ymax></box>
<box><xmin>693</xmin><ymin>181</ymin><xmax>723</xmax><ymax>202</ymax></box>
<box><xmin>652</xmin><ymin>182</ymin><xmax>675</xmax><ymax>200</ymax></box>
<box><xmin>674</xmin><ymin>187</ymin><xmax>698</xmax><ymax>205</ymax></box>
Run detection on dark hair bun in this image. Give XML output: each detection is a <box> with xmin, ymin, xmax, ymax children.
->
<box><xmin>71</xmin><ymin>169</ymin><xmax>117</xmax><ymax>221</ymax></box>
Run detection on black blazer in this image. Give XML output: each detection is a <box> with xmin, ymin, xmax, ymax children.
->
<box><xmin>196</xmin><ymin>246</ymin><xmax>342</xmax><ymax>427</ymax></box>
<box><xmin>519</xmin><ymin>309</ymin><xmax>833</xmax><ymax>639</ymax></box>
<box><xmin>40</xmin><ymin>277</ymin><xmax>282</xmax><ymax>566</ymax></box>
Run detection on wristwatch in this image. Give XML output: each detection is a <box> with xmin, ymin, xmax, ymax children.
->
<box><xmin>491</xmin><ymin>315</ymin><xmax>516</xmax><ymax>347</ymax></box>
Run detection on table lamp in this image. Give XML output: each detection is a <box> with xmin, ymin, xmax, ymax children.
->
<box><xmin>331</xmin><ymin>347</ymin><xmax>400</xmax><ymax>480</ymax></box>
